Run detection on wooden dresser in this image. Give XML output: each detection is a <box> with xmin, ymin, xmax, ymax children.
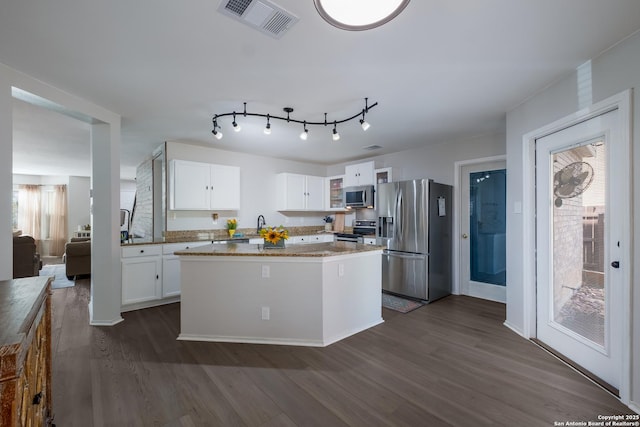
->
<box><xmin>0</xmin><ymin>276</ymin><xmax>53</xmax><ymax>426</ymax></box>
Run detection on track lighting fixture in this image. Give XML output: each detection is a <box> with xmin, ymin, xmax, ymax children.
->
<box><xmin>232</xmin><ymin>113</ymin><xmax>241</xmax><ymax>132</ymax></box>
<box><xmin>211</xmin><ymin>118</ymin><xmax>223</xmax><ymax>140</ymax></box>
<box><xmin>359</xmin><ymin>110</ymin><xmax>370</xmax><ymax>130</ymax></box>
<box><xmin>332</xmin><ymin>122</ymin><xmax>340</xmax><ymax>141</ymax></box>
<box><xmin>264</xmin><ymin>115</ymin><xmax>271</xmax><ymax>135</ymax></box>
<box><xmin>211</xmin><ymin>98</ymin><xmax>377</xmax><ymax>142</ymax></box>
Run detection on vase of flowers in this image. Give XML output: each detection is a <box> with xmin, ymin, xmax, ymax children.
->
<box><xmin>227</xmin><ymin>218</ymin><xmax>238</xmax><ymax>238</ymax></box>
<box><xmin>260</xmin><ymin>225</ymin><xmax>289</xmax><ymax>248</ymax></box>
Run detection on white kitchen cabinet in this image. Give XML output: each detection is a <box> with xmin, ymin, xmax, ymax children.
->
<box><xmin>277</xmin><ymin>173</ymin><xmax>325</xmax><ymax>211</ymax></box>
<box><xmin>375</xmin><ymin>167</ymin><xmax>392</xmax><ymax>185</ymax></box>
<box><xmin>169</xmin><ymin>159</ymin><xmax>240</xmax><ymax>210</ymax></box>
<box><xmin>121</xmin><ymin>244</ymin><xmax>162</xmax><ymax>305</ymax></box>
<box><xmin>344</xmin><ymin>161</ymin><xmax>375</xmax><ymax>187</ymax></box>
<box><xmin>326</xmin><ymin>175</ymin><xmax>346</xmax><ymax>210</ymax></box>
<box><xmin>289</xmin><ymin>234</ymin><xmax>334</xmax><ymax>244</ymax></box>
<box><xmin>162</xmin><ymin>241</ymin><xmax>210</xmax><ymax>298</ymax></box>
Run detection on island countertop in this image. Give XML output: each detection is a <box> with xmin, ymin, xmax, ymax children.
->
<box><xmin>174</xmin><ymin>241</ymin><xmax>383</xmax><ymax>257</ymax></box>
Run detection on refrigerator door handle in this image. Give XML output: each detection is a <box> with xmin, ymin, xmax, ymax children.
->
<box><xmin>384</xmin><ymin>251</ymin><xmax>428</xmax><ymax>260</ymax></box>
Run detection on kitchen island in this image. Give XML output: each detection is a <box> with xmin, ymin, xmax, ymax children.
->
<box><xmin>175</xmin><ymin>241</ymin><xmax>383</xmax><ymax>347</ymax></box>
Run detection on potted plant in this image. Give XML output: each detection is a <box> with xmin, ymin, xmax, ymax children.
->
<box><xmin>323</xmin><ymin>216</ymin><xmax>334</xmax><ymax>232</ymax></box>
<box><xmin>226</xmin><ymin>218</ymin><xmax>238</xmax><ymax>238</ymax></box>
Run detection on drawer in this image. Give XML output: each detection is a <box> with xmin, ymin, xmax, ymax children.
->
<box><xmin>121</xmin><ymin>244</ymin><xmax>162</xmax><ymax>258</ymax></box>
<box><xmin>163</xmin><ymin>241</ymin><xmax>210</xmax><ymax>254</ymax></box>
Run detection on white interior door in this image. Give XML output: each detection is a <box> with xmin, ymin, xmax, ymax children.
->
<box><xmin>460</xmin><ymin>161</ymin><xmax>507</xmax><ymax>303</ymax></box>
<box><xmin>535</xmin><ymin>109</ymin><xmax>625</xmax><ymax>392</ymax></box>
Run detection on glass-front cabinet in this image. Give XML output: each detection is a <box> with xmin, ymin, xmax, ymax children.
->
<box><xmin>326</xmin><ymin>175</ymin><xmax>346</xmax><ymax>210</ymax></box>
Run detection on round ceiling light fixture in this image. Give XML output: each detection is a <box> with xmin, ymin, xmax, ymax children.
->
<box><xmin>314</xmin><ymin>0</ymin><xmax>410</xmax><ymax>31</ymax></box>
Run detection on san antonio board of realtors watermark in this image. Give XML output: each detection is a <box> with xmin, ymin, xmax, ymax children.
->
<box><xmin>553</xmin><ymin>414</ymin><xmax>639</xmax><ymax>426</ymax></box>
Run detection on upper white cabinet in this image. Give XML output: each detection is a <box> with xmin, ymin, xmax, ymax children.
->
<box><xmin>277</xmin><ymin>173</ymin><xmax>325</xmax><ymax>211</ymax></box>
<box><xmin>169</xmin><ymin>159</ymin><xmax>240</xmax><ymax>210</ymax></box>
<box><xmin>344</xmin><ymin>161</ymin><xmax>375</xmax><ymax>187</ymax></box>
<box><xmin>325</xmin><ymin>175</ymin><xmax>346</xmax><ymax>211</ymax></box>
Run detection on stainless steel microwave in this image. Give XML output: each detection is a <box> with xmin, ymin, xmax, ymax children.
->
<box><xmin>344</xmin><ymin>185</ymin><xmax>375</xmax><ymax>208</ymax></box>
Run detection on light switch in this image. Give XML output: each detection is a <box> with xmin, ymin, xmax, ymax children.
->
<box><xmin>513</xmin><ymin>201</ymin><xmax>522</xmax><ymax>214</ymax></box>
<box><xmin>338</xmin><ymin>263</ymin><xmax>344</xmax><ymax>277</ymax></box>
<box><xmin>262</xmin><ymin>306</ymin><xmax>270</xmax><ymax>320</ymax></box>
<box><xmin>261</xmin><ymin>265</ymin><xmax>270</xmax><ymax>278</ymax></box>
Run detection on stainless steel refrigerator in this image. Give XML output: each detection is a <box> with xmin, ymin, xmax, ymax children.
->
<box><xmin>377</xmin><ymin>179</ymin><xmax>452</xmax><ymax>302</ymax></box>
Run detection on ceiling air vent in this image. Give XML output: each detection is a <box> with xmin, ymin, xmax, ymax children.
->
<box><xmin>218</xmin><ymin>0</ymin><xmax>299</xmax><ymax>39</ymax></box>
<box><xmin>362</xmin><ymin>145</ymin><xmax>383</xmax><ymax>151</ymax></box>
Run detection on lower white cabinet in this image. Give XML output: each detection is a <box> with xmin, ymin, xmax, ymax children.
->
<box><xmin>162</xmin><ymin>241</ymin><xmax>210</xmax><ymax>298</ymax></box>
<box><xmin>289</xmin><ymin>234</ymin><xmax>335</xmax><ymax>244</ymax></box>
<box><xmin>121</xmin><ymin>245</ymin><xmax>162</xmax><ymax>305</ymax></box>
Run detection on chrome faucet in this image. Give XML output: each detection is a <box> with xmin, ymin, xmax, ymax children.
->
<box><xmin>257</xmin><ymin>215</ymin><xmax>266</xmax><ymax>234</ymax></box>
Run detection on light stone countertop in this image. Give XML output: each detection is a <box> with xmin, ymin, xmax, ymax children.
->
<box><xmin>174</xmin><ymin>241</ymin><xmax>383</xmax><ymax>257</ymax></box>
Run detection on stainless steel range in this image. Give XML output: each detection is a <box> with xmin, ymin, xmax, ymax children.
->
<box><xmin>335</xmin><ymin>220</ymin><xmax>377</xmax><ymax>243</ymax></box>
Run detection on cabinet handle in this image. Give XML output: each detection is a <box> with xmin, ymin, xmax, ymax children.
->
<box><xmin>140</xmin><ymin>249</ymin><xmax>144</xmax><ymax>253</ymax></box>
<box><xmin>156</xmin><ymin>274</ymin><xmax>159</xmax><ymax>279</ymax></box>
<box><xmin>32</xmin><ymin>392</ymin><xmax>42</xmax><ymax>405</ymax></box>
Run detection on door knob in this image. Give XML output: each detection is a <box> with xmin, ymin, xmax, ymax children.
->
<box><xmin>462</xmin><ymin>233</ymin><xmax>468</xmax><ymax>239</ymax></box>
<box><xmin>611</xmin><ymin>261</ymin><xmax>620</xmax><ymax>268</ymax></box>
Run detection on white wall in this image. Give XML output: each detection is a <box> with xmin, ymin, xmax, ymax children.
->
<box><xmin>505</xmin><ymin>31</ymin><xmax>640</xmax><ymax>409</ymax></box>
<box><xmin>1</xmin><ymin>61</ymin><xmax>123</xmax><ymax>326</ymax></box>
<box><xmin>68</xmin><ymin>176</ymin><xmax>91</xmax><ymax>240</ymax></box>
<box><xmin>327</xmin><ymin>132</ymin><xmax>506</xmax><ymax>185</ymax></box>
<box><xmin>165</xmin><ymin>141</ymin><xmax>330</xmax><ymax>232</ymax></box>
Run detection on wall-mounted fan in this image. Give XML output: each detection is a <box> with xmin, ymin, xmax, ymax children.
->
<box><xmin>553</xmin><ymin>161</ymin><xmax>594</xmax><ymax>207</ymax></box>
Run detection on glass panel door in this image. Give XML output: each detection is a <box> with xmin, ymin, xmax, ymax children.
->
<box><xmin>459</xmin><ymin>160</ymin><xmax>506</xmax><ymax>303</ymax></box>
<box><xmin>535</xmin><ymin>108</ymin><xmax>623</xmax><ymax>391</ymax></box>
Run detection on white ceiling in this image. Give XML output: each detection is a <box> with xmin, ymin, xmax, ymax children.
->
<box><xmin>3</xmin><ymin>0</ymin><xmax>640</xmax><ymax>180</ymax></box>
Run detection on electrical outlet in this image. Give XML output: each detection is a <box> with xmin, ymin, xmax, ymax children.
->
<box><xmin>338</xmin><ymin>263</ymin><xmax>344</xmax><ymax>277</ymax></box>
<box><xmin>261</xmin><ymin>265</ymin><xmax>270</xmax><ymax>278</ymax></box>
<box><xmin>262</xmin><ymin>306</ymin><xmax>270</xmax><ymax>320</ymax></box>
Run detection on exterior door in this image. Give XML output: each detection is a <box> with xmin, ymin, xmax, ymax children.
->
<box><xmin>460</xmin><ymin>161</ymin><xmax>507</xmax><ymax>303</ymax></box>
<box><xmin>535</xmin><ymin>109</ymin><xmax>624</xmax><ymax>391</ymax></box>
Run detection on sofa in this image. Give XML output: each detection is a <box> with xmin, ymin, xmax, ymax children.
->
<box><xmin>13</xmin><ymin>235</ymin><xmax>41</xmax><ymax>278</ymax></box>
<box><xmin>64</xmin><ymin>237</ymin><xmax>91</xmax><ymax>280</ymax></box>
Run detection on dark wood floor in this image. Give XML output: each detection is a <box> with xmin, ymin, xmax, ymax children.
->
<box><xmin>51</xmin><ymin>279</ymin><xmax>632</xmax><ymax>426</ymax></box>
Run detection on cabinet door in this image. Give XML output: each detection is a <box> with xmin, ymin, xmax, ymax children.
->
<box><xmin>170</xmin><ymin>160</ymin><xmax>210</xmax><ymax>210</ymax></box>
<box><xmin>162</xmin><ymin>256</ymin><xmax>181</xmax><ymax>297</ymax></box>
<box><xmin>122</xmin><ymin>257</ymin><xmax>162</xmax><ymax>304</ymax></box>
<box><xmin>305</xmin><ymin>175</ymin><xmax>325</xmax><ymax>210</ymax></box>
<box><xmin>344</xmin><ymin>161</ymin><xmax>375</xmax><ymax>186</ymax></box>
<box><xmin>210</xmin><ymin>164</ymin><xmax>240</xmax><ymax>210</ymax></box>
<box><xmin>283</xmin><ymin>173</ymin><xmax>306</xmax><ymax>210</ymax></box>
<box><xmin>326</xmin><ymin>175</ymin><xmax>345</xmax><ymax>210</ymax></box>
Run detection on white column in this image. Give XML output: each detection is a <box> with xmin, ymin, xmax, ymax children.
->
<box><xmin>0</xmin><ymin>72</ymin><xmax>12</xmax><ymax>280</ymax></box>
<box><xmin>89</xmin><ymin>122</ymin><xmax>123</xmax><ymax>325</ymax></box>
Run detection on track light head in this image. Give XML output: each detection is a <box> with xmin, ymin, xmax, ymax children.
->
<box><xmin>232</xmin><ymin>112</ymin><xmax>241</xmax><ymax>132</ymax></box>
<box><xmin>212</xmin><ymin>129</ymin><xmax>223</xmax><ymax>140</ymax></box>
<box><xmin>360</xmin><ymin>118</ymin><xmax>370</xmax><ymax>131</ymax></box>
<box><xmin>264</xmin><ymin>123</ymin><xmax>271</xmax><ymax>135</ymax></box>
<box><xmin>300</xmin><ymin>121</ymin><xmax>308</xmax><ymax>140</ymax></box>
<box><xmin>332</xmin><ymin>123</ymin><xmax>340</xmax><ymax>141</ymax></box>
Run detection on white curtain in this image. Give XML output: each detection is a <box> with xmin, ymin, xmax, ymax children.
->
<box><xmin>17</xmin><ymin>184</ymin><xmax>42</xmax><ymax>251</ymax></box>
<box><xmin>49</xmin><ymin>185</ymin><xmax>68</xmax><ymax>256</ymax></box>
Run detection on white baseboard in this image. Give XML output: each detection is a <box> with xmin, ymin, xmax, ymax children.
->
<box><xmin>503</xmin><ymin>320</ymin><xmax>525</xmax><ymax>338</ymax></box>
